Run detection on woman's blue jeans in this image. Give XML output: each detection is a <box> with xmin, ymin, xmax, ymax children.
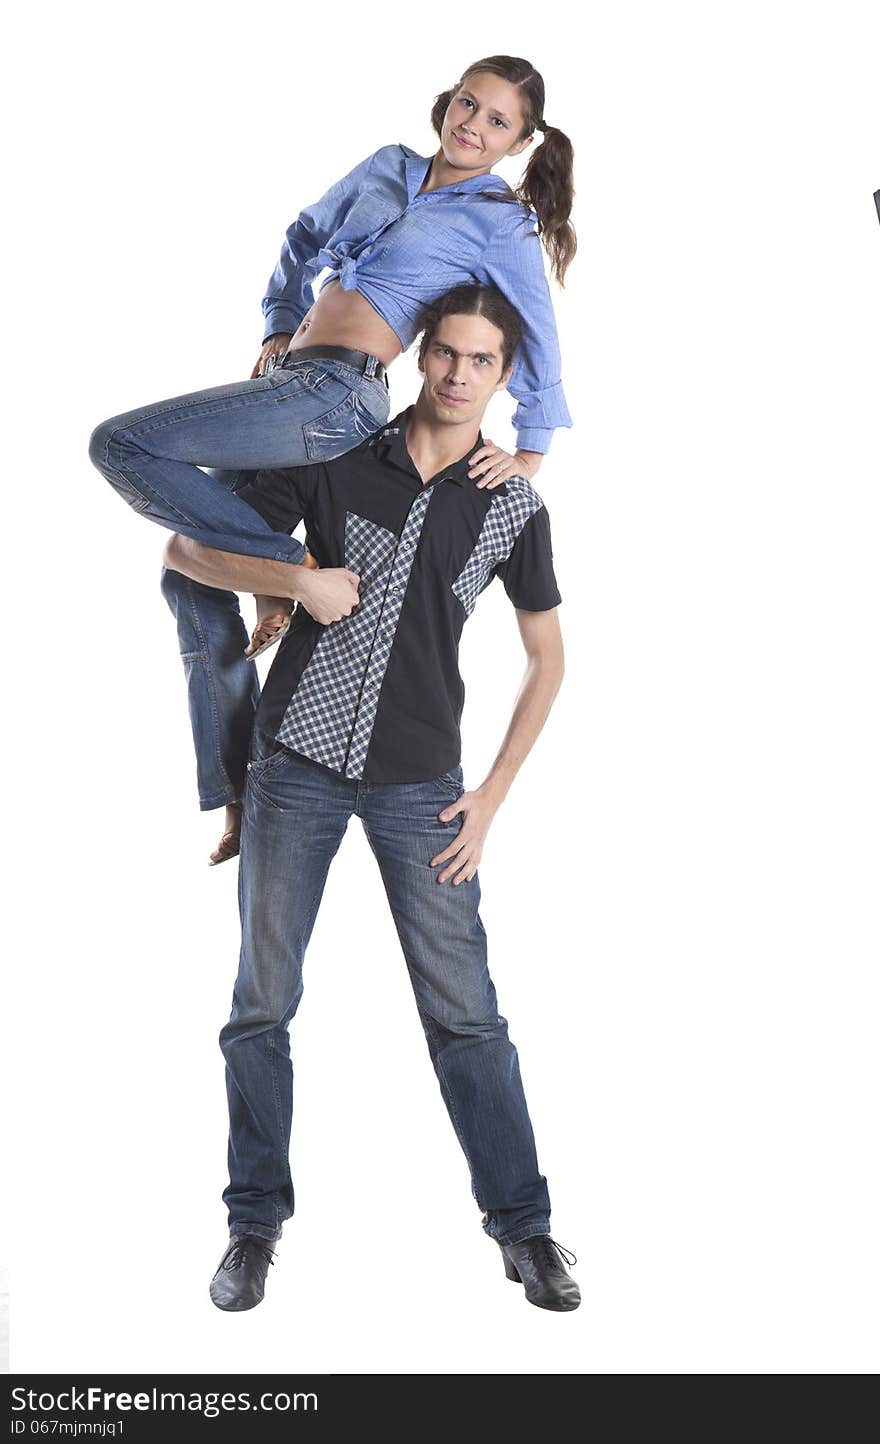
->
<box><xmin>158</xmin><ymin>555</ymin><xmax>261</xmax><ymax>809</ymax></box>
<box><xmin>89</xmin><ymin>354</ymin><xmax>391</xmax><ymax>808</ymax></box>
<box><xmin>221</xmin><ymin>729</ymin><xmax>553</xmax><ymax>1247</ymax></box>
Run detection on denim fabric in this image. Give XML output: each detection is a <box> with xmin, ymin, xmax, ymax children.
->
<box><xmin>220</xmin><ymin>729</ymin><xmax>552</xmax><ymax>1246</ymax></box>
<box><xmin>160</xmin><ymin>554</ymin><xmax>259</xmax><ymax>810</ymax></box>
<box><xmin>88</xmin><ymin>354</ymin><xmax>390</xmax><ymax>561</ymax></box>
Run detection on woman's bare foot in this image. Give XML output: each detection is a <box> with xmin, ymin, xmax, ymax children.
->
<box><xmin>209</xmin><ymin>801</ymin><xmax>242</xmax><ymax>866</ymax></box>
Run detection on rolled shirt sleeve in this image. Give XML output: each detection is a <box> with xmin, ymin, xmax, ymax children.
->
<box><xmin>261</xmin><ymin>151</ymin><xmax>378</xmax><ymax>341</ymax></box>
<box><xmin>480</xmin><ymin>211</ymin><xmax>573</xmax><ymax>454</ymax></box>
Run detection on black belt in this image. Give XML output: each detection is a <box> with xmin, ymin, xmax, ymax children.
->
<box><xmin>278</xmin><ymin>345</ymin><xmax>389</xmax><ymax>389</ymax></box>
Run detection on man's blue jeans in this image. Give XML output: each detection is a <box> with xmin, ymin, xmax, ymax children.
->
<box><xmin>220</xmin><ymin>729</ymin><xmax>553</xmax><ymax>1248</ymax></box>
<box><xmin>89</xmin><ymin>354</ymin><xmax>390</xmax><ymax>807</ymax></box>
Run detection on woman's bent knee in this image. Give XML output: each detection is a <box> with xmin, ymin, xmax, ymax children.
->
<box><xmin>159</xmin><ymin>558</ymin><xmax>186</xmax><ymax>607</ymax></box>
<box><xmin>88</xmin><ymin>417</ymin><xmax>115</xmax><ymax>472</ymax></box>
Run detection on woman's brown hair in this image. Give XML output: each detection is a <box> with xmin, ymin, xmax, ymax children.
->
<box><xmin>430</xmin><ymin>55</ymin><xmax>576</xmax><ymax>286</ymax></box>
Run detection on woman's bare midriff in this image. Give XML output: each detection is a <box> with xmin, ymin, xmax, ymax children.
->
<box><xmin>286</xmin><ymin>279</ymin><xmax>403</xmax><ymax>366</ymax></box>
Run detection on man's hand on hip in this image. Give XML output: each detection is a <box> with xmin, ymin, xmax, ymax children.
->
<box><xmin>430</xmin><ymin>786</ymin><xmax>502</xmax><ymax>885</ymax></box>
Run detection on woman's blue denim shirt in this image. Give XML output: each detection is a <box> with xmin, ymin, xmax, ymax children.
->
<box><xmin>261</xmin><ymin>144</ymin><xmax>572</xmax><ymax>453</ymax></box>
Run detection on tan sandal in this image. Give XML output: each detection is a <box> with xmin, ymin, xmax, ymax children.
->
<box><xmin>209</xmin><ymin>829</ymin><xmax>241</xmax><ymax>867</ymax></box>
<box><xmin>244</xmin><ymin>611</ymin><xmax>292</xmax><ymax>660</ymax></box>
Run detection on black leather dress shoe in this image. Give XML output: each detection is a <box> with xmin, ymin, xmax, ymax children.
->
<box><xmin>500</xmin><ymin>1235</ymin><xmax>581</xmax><ymax>1311</ymax></box>
<box><xmin>209</xmin><ymin>1234</ymin><xmax>277</xmax><ymax>1312</ymax></box>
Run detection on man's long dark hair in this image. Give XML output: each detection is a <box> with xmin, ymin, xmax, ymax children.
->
<box><xmin>416</xmin><ymin>284</ymin><xmax>524</xmax><ymax>372</ymax></box>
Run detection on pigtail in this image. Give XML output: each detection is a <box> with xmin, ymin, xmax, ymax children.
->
<box><xmin>430</xmin><ymin>58</ymin><xmax>577</xmax><ymax>285</ymax></box>
<box><xmin>518</xmin><ymin>126</ymin><xmax>576</xmax><ymax>286</ymax></box>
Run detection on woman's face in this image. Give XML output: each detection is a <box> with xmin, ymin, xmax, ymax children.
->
<box><xmin>439</xmin><ymin>71</ymin><xmax>533</xmax><ymax>175</ymax></box>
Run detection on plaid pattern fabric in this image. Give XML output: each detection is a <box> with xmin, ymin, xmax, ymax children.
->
<box><xmin>452</xmin><ymin>480</ymin><xmax>544</xmax><ymax>617</ymax></box>
<box><xmin>277</xmin><ymin>502</ymin><xmax>430</xmax><ymax>776</ymax></box>
<box><xmin>343</xmin><ymin>489</ymin><xmax>434</xmax><ymax>778</ymax></box>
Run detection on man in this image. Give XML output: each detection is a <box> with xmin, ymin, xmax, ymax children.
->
<box><xmin>163</xmin><ymin>284</ymin><xmax>579</xmax><ymax>1313</ymax></box>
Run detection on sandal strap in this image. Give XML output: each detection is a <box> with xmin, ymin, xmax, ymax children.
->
<box><xmin>211</xmin><ymin>830</ymin><xmax>241</xmax><ymax>862</ymax></box>
<box><xmin>250</xmin><ymin>612</ymin><xmax>291</xmax><ymax>647</ymax></box>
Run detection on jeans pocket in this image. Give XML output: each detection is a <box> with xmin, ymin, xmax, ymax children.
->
<box><xmin>357</xmin><ymin>376</ymin><xmax>391</xmax><ymax>428</ymax></box>
<box><xmin>273</xmin><ymin>359</ymin><xmax>327</xmax><ymax>390</ymax></box>
<box><xmin>248</xmin><ymin>733</ymin><xmax>290</xmax><ymax>777</ymax></box>
<box><xmin>351</xmin><ymin>389</ymin><xmax>386</xmax><ymax>441</ymax></box>
<box><xmin>436</xmin><ymin>765</ymin><xmax>465</xmax><ymax>799</ymax></box>
<box><xmin>302</xmin><ymin>391</ymin><xmax>368</xmax><ymax>462</ymax></box>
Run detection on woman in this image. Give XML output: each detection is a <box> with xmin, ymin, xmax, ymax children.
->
<box><xmin>89</xmin><ymin>54</ymin><xmax>576</xmax><ymax>861</ymax></box>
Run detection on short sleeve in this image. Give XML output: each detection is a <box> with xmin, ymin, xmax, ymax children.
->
<box><xmin>493</xmin><ymin>503</ymin><xmax>561</xmax><ymax>611</ymax></box>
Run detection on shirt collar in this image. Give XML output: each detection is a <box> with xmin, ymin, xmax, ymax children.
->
<box><xmin>371</xmin><ymin>406</ymin><xmax>507</xmax><ymax>494</ymax></box>
<box><xmin>404</xmin><ymin>152</ymin><xmax>515</xmax><ymax>205</ymax></box>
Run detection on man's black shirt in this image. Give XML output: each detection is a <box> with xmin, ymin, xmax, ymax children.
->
<box><xmin>237</xmin><ymin>407</ymin><xmax>561</xmax><ymax>784</ymax></box>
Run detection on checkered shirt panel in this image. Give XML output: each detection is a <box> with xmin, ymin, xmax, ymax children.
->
<box><xmin>451</xmin><ymin>479</ymin><xmax>544</xmax><ymax>616</ymax></box>
<box><xmin>276</xmin><ymin>511</ymin><xmax>399</xmax><ymax>771</ymax></box>
<box><xmin>342</xmin><ymin>488</ymin><xmax>434</xmax><ymax>778</ymax></box>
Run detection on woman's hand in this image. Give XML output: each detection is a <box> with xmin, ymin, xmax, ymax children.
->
<box><xmin>429</xmin><ymin>784</ymin><xmax>501</xmax><ymax>885</ymax></box>
<box><xmin>467</xmin><ymin>441</ymin><xmax>543</xmax><ymax>489</ymax></box>
<box><xmin>251</xmin><ymin>333</ymin><xmax>293</xmax><ymax>380</ymax></box>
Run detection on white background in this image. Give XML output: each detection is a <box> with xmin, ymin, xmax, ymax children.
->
<box><xmin>3</xmin><ymin>0</ymin><xmax>879</xmax><ymax>1376</ymax></box>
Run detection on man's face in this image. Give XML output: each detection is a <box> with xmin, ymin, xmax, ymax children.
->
<box><xmin>418</xmin><ymin>312</ymin><xmax>512</xmax><ymax>431</ymax></box>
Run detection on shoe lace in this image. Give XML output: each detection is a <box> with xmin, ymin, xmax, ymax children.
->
<box><xmin>525</xmin><ymin>1236</ymin><xmax>577</xmax><ymax>1273</ymax></box>
<box><xmin>223</xmin><ymin>1236</ymin><xmax>276</xmax><ymax>1272</ymax></box>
